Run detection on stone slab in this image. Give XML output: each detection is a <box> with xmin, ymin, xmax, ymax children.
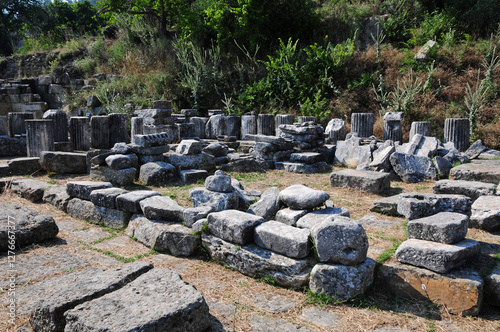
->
<box><xmin>42</xmin><ymin>186</ymin><xmax>71</xmax><ymax>212</ymax></box>
<box><xmin>296</xmin><ymin>207</ymin><xmax>350</xmax><ymax>230</ymax></box>
<box><xmin>66</xmin><ymin>181</ymin><xmax>113</xmax><ymax>201</ymax></box>
<box><xmin>89</xmin><ymin>187</ymin><xmax>128</xmax><ymax>209</ymax></box>
<box><xmin>279</xmin><ymin>184</ymin><xmax>330</xmax><ymax>210</ymax></box>
<box><xmin>330</xmin><ymin>169</ymin><xmax>391</xmax><ymax>194</ymax></box>
<box><xmin>397</xmin><ymin>193</ymin><xmax>472</xmax><ymax>220</ymax></box>
<box><xmin>254</xmin><ymin>220</ymin><xmax>311</xmax><ymax>259</ymax></box>
<box><xmin>433</xmin><ymin>179</ymin><xmax>496</xmax><ymax>201</ymax></box>
<box><xmin>407</xmin><ymin>212</ymin><xmax>468</xmax><ymax>244</ymax></box>
<box><xmin>275</xmin><ymin>208</ymin><xmax>309</xmax><ymax>226</ymax></box>
<box><xmin>450</xmin><ymin>159</ymin><xmax>500</xmax><ymax>184</ymax></box>
<box><xmin>11</xmin><ymin>178</ymin><xmax>52</xmax><ymax>202</ymax></box>
<box><xmin>207</xmin><ymin>210</ymin><xmax>264</xmax><ymax>245</ymax></box>
<box><xmin>369</xmin><ymin>195</ymin><xmax>401</xmax><ymax>216</ymax></box>
<box><xmin>470</xmin><ymin>196</ymin><xmax>500</xmax><ymax>231</ymax></box>
<box><xmin>139</xmin><ymin>195</ymin><xmax>184</xmax><ymax>223</ymax></box>
<box><xmin>189</xmin><ymin>187</ymin><xmax>239</xmax><ymax>212</ymax></box>
<box><xmin>116</xmin><ymin>190</ymin><xmax>162</xmax><ymax>213</ymax></box>
<box><xmin>40</xmin><ymin>151</ymin><xmax>88</xmax><ymax>174</ymax></box>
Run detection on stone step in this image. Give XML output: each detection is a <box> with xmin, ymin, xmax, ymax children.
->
<box><xmin>330</xmin><ymin>169</ymin><xmax>391</xmax><ymax>194</ymax></box>
<box><xmin>433</xmin><ymin>179</ymin><xmax>496</xmax><ymax>201</ymax></box>
<box><xmin>407</xmin><ymin>212</ymin><xmax>468</xmax><ymax>244</ymax></box>
<box><xmin>397</xmin><ymin>193</ymin><xmax>472</xmax><ymax>220</ymax></box>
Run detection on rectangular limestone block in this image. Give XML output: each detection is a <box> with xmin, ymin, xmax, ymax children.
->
<box><xmin>376</xmin><ymin>261</ymin><xmax>483</xmax><ymax>316</ymax></box>
<box><xmin>407</xmin><ymin>212</ymin><xmax>468</xmax><ymax>244</ymax></box>
<box><xmin>207</xmin><ymin>210</ymin><xmax>264</xmax><ymax>245</ymax></box>
<box><xmin>330</xmin><ymin>169</ymin><xmax>391</xmax><ymax>194</ymax></box>
<box><xmin>254</xmin><ymin>220</ymin><xmax>311</xmax><ymax>258</ymax></box>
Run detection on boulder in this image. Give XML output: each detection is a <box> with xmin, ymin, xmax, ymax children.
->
<box><xmin>247</xmin><ymin>187</ymin><xmax>281</xmax><ymax>220</ymax></box>
<box><xmin>0</xmin><ymin>204</ymin><xmax>58</xmax><ymax>251</ymax></box>
<box><xmin>189</xmin><ymin>187</ymin><xmax>239</xmax><ymax>212</ymax></box>
<box><xmin>42</xmin><ymin>186</ymin><xmax>71</xmax><ymax>212</ymax></box>
<box><xmin>176</xmin><ymin>139</ymin><xmax>203</xmax><ymax>155</ymax></box>
<box><xmin>30</xmin><ymin>262</ymin><xmax>153</xmax><ymax>332</ymax></box>
<box><xmin>395</xmin><ymin>238</ymin><xmax>480</xmax><ymax>273</ymax></box>
<box><xmin>330</xmin><ymin>169</ymin><xmax>391</xmax><ymax>194</ymax></box>
<box><xmin>470</xmin><ymin>196</ymin><xmax>500</xmax><ymax>231</ymax></box>
<box><xmin>116</xmin><ymin>190</ymin><xmax>162</xmax><ymax>213</ymax></box>
<box><xmin>390</xmin><ymin>152</ymin><xmax>437</xmax><ymax>183</ymax></box>
<box><xmin>370</xmin><ymin>145</ymin><xmax>395</xmax><ymax>172</ymax></box>
<box><xmin>407</xmin><ymin>212</ymin><xmax>468</xmax><ymax>244</ymax></box>
<box><xmin>89</xmin><ymin>188</ymin><xmax>128</xmax><ymax>209</ymax></box>
<box><xmin>279</xmin><ymin>184</ymin><xmax>329</xmax><ymax>210</ymax></box>
<box><xmin>296</xmin><ymin>207</ymin><xmax>351</xmax><ymax>229</ymax></box>
<box><xmin>39</xmin><ymin>151</ymin><xmax>87</xmax><ymax>174</ymax></box>
<box><xmin>66</xmin><ymin>181</ymin><xmax>113</xmax><ymax>201</ymax></box>
<box><xmin>183</xmin><ymin>206</ymin><xmax>214</xmax><ymax>227</ymax></box>
<box><xmin>139</xmin><ymin>162</ymin><xmax>176</xmax><ymax>186</ymax></box>
<box><xmin>376</xmin><ymin>261</ymin><xmax>483</xmax><ymax>316</ymax></box>
<box><xmin>11</xmin><ymin>179</ymin><xmax>52</xmax><ymax>202</ymax></box>
<box><xmin>254</xmin><ymin>221</ymin><xmax>311</xmax><ymax>259</ymax></box>
<box><xmin>139</xmin><ymin>195</ymin><xmax>185</xmax><ymax>222</ymax></box>
<box><xmin>63</xmin><ymin>268</ymin><xmax>211</xmax><ymax>332</ymax></box>
<box><xmin>204</xmin><ymin>170</ymin><xmax>233</xmax><ymax>193</ymax></box>
<box><xmin>207</xmin><ymin>210</ymin><xmax>264</xmax><ymax>245</ymax></box>
<box><xmin>397</xmin><ymin>193</ymin><xmax>472</xmax><ymax>220</ymax></box>
<box><xmin>311</xmin><ymin>216</ymin><xmax>368</xmax><ymax>265</ymax></box>
<box><xmin>126</xmin><ymin>215</ymin><xmax>198</xmax><ymax>256</ymax></box>
<box><xmin>105</xmin><ymin>154</ymin><xmax>138</xmax><ymax>170</ymax></box>
<box><xmin>433</xmin><ymin>179</ymin><xmax>496</xmax><ymax>201</ymax></box>
<box><xmin>202</xmin><ymin>234</ymin><xmax>312</xmax><ymax>287</ymax></box>
<box><xmin>275</xmin><ymin>208</ymin><xmax>309</xmax><ymax>226</ymax></box>
<box><xmin>309</xmin><ymin>259</ymin><xmax>376</xmax><ymax>302</ymax></box>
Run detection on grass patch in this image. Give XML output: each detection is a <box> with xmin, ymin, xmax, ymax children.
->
<box><xmin>304</xmin><ymin>289</ymin><xmax>338</xmax><ymax>306</ymax></box>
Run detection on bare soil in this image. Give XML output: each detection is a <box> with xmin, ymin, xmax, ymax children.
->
<box><xmin>1</xmin><ymin>168</ymin><xmax>499</xmax><ymax>332</ymax></box>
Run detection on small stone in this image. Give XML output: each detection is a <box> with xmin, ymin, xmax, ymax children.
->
<box><xmin>183</xmin><ymin>206</ymin><xmax>214</xmax><ymax>227</ymax></box>
<box><xmin>275</xmin><ymin>208</ymin><xmax>309</xmax><ymax>226</ymax></box>
<box><xmin>407</xmin><ymin>212</ymin><xmax>468</xmax><ymax>244</ymax></box>
<box><xmin>279</xmin><ymin>184</ymin><xmax>329</xmax><ymax>210</ymax></box>
<box><xmin>247</xmin><ymin>187</ymin><xmax>281</xmax><ymax>220</ymax></box>
<box><xmin>254</xmin><ymin>221</ymin><xmax>311</xmax><ymax>259</ymax></box>
<box><xmin>204</xmin><ymin>170</ymin><xmax>233</xmax><ymax>193</ymax></box>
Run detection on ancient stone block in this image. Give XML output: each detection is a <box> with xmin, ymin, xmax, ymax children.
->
<box><xmin>330</xmin><ymin>169</ymin><xmax>391</xmax><ymax>194</ymax></box>
<box><xmin>116</xmin><ymin>190</ymin><xmax>161</xmax><ymax>213</ymax></box>
<box><xmin>470</xmin><ymin>196</ymin><xmax>500</xmax><ymax>231</ymax></box>
<box><xmin>66</xmin><ymin>181</ymin><xmax>112</xmax><ymax>201</ymax></box>
<box><xmin>397</xmin><ymin>193</ymin><xmax>472</xmax><ymax>220</ymax></box>
<box><xmin>247</xmin><ymin>187</ymin><xmax>281</xmax><ymax>221</ymax></box>
<box><xmin>139</xmin><ymin>195</ymin><xmax>184</xmax><ymax>223</ymax></box>
<box><xmin>279</xmin><ymin>184</ymin><xmax>329</xmax><ymax>210</ymax></box>
<box><xmin>207</xmin><ymin>210</ymin><xmax>264</xmax><ymax>245</ymax></box>
<box><xmin>433</xmin><ymin>179</ymin><xmax>496</xmax><ymax>201</ymax></box>
<box><xmin>189</xmin><ymin>187</ymin><xmax>239</xmax><ymax>212</ymax></box>
<box><xmin>407</xmin><ymin>212</ymin><xmax>468</xmax><ymax>244</ymax></box>
<box><xmin>254</xmin><ymin>220</ymin><xmax>311</xmax><ymax>258</ymax></box>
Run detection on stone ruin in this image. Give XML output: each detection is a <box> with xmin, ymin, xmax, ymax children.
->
<box><xmin>1</xmin><ymin>100</ymin><xmax>500</xmax><ymax>328</ymax></box>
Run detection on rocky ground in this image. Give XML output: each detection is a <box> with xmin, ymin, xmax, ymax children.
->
<box><xmin>1</xmin><ymin>168</ymin><xmax>499</xmax><ymax>332</ymax></box>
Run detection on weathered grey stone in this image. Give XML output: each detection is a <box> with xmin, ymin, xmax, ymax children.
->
<box><xmin>69</xmin><ymin>117</ymin><xmax>91</xmax><ymax>151</ymax></box>
<box><xmin>63</xmin><ymin>268</ymin><xmax>210</xmax><ymax>332</ymax></box>
<box><xmin>253</xmin><ymin>294</ymin><xmax>299</xmax><ymax>314</ymax></box>
<box><xmin>433</xmin><ymin>179</ymin><xmax>496</xmax><ymax>201</ymax></box>
<box><xmin>249</xmin><ymin>315</ymin><xmax>312</xmax><ymax>332</ymax></box>
<box><xmin>301</xmin><ymin>307</ymin><xmax>340</xmax><ymax>329</ymax></box>
<box><xmin>152</xmin><ymin>100</ymin><xmax>172</xmax><ymax>109</ymax></box>
<box><xmin>202</xmin><ymin>234</ymin><xmax>312</xmax><ymax>287</ymax></box>
<box><xmin>470</xmin><ymin>196</ymin><xmax>500</xmax><ymax>231</ymax></box>
<box><xmin>93</xmin><ymin>166</ymin><xmax>137</xmax><ymax>187</ymax></box>
<box><xmin>105</xmin><ymin>154</ymin><xmax>138</xmax><ymax>170</ymax></box>
<box><xmin>203</xmin><ymin>142</ymin><xmax>229</xmax><ymax>157</ymax></box>
<box><xmin>116</xmin><ymin>190</ymin><xmax>161</xmax><ymax>213</ymax></box>
<box><xmin>357</xmin><ymin>214</ymin><xmax>399</xmax><ymax>230</ymax></box>
<box><xmin>485</xmin><ymin>264</ymin><xmax>500</xmax><ymax>306</ymax></box>
<box><xmin>433</xmin><ymin>156</ymin><xmax>453</xmax><ymax>177</ymax></box>
<box><xmin>415</xmin><ymin>136</ymin><xmax>440</xmax><ymax>158</ymax></box>
<box><xmin>334</xmin><ymin>137</ymin><xmax>372</xmax><ymax>166</ymax></box>
<box><xmin>311</xmin><ymin>216</ymin><xmax>368</xmax><ymax>265</ymax></box>
<box><xmin>275</xmin><ymin>208</ymin><xmax>309</xmax><ymax>226</ymax></box>
<box><xmin>444</xmin><ymin>118</ymin><xmax>470</xmax><ymax>152</ymax></box>
<box><xmin>43</xmin><ymin>186</ymin><xmax>71</xmax><ymax>212</ymax></box>
<box><xmin>397</xmin><ymin>193</ymin><xmax>472</xmax><ymax>220</ymax></box>
<box><xmin>207</xmin><ymin>210</ymin><xmax>264</xmax><ymax>245</ymax></box>
<box><xmin>176</xmin><ymin>139</ymin><xmax>203</xmax><ymax>155</ymax></box>
<box><xmin>134</xmin><ymin>108</ymin><xmax>172</xmax><ymax>119</ymax></box>
<box><xmin>376</xmin><ymin>261</ymin><xmax>483</xmax><ymax>316</ymax></box>
<box><xmin>450</xmin><ymin>159</ymin><xmax>500</xmax><ymax>185</ymax></box>
<box><xmin>192</xmin><ymin>218</ymin><xmax>208</xmax><ymax>233</ymax></box>
<box><xmin>111</xmin><ymin>142</ymin><xmax>130</xmax><ymax>154</ymax></box>
<box><xmin>126</xmin><ymin>215</ymin><xmax>199</xmax><ymax>256</ymax></box>
<box><xmin>233</xmin><ymin>187</ymin><xmax>261</xmax><ymax>211</ymax></box>
<box><xmin>96</xmin><ymin>206</ymin><xmax>132</xmax><ymax>228</ymax></box>
<box><xmin>205</xmin><ymin>114</ymin><xmax>227</xmax><ymax>138</ymax></box>
<box><xmin>310</xmin><ymin>258</ymin><xmax>376</xmax><ymax>302</ymax></box>
<box><xmin>247</xmin><ymin>187</ymin><xmax>281</xmax><ymax>220</ymax></box>
<box><xmin>465</xmin><ymin>140</ymin><xmax>487</xmax><ymax>159</ymax></box>
<box><xmin>407</xmin><ymin>212</ymin><xmax>468</xmax><ymax>244</ymax></box>
<box><xmin>179</xmin><ymin>169</ymin><xmax>208</xmax><ymax>184</ymax></box>
<box><xmin>66</xmin><ymin>181</ymin><xmax>112</xmax><ymax>201</ymax></box>
<box><xmin>40</xmin><ymin>151</ymin><xmax>88</xmax><ymax>174</ymax></box>
<box><xmin>189</xmin><ymin>187</ymin><xmax>239</xmax><ymax>212</ymax></box>
<box><xmin>369</xmin><ymin>195</ymin><xmax>401</xmax><ymax>216</ymax></box>
<box><xmin>325</xmin><ymin>118</ymin><xmax>346</xmax><ymax>143</ymax></box>
<box><xmin>166</xmin><ymin>152</ymin><xmax>216</xmax><ymax>172</ymax></box>
<box><xmin>350</xmin><ymin>113</ymin><xmax>374</xmax><ymax>138</ymax></box>
<box><xmin>281</xmin><ymin>161</ymin><xmax>328</xmax><ymax>173</ymax></box>
<box><xmin>254</xmin><ymin>220</ymin><xmax>311</xmax><ymax>258</ymax></box>
<box><xmin>275</xmin><ymin>114</ymin><xmax>295</xmax><ymax>137</ymax></box>
<box><xmin>67</xmin><ymin>198</ymin><xmax>101</xmax><ymax>223</ymax></box>
<box><xmin>183</xmin><ymin>206</ymin><xmax>214</xmax><ymax>227</ymax></box>
<box><xmin>11</xmin><ymin>179</ymin><xmax>52</xmax><ymax>202</ymax></box>
<box><xmin>139</xmin><ymin>161</ymin><xmax>176</xmax><ymax>186</ymax></box>
<box><xmin>6</xmin><ymin>157</ymin><xmax>41</xmax><ymax>175</ymax></box>
<box><xmin>279</xmin><ymin>184</ymin><xmax>329</xmax><ymax>210</ymax></box>
<box><xmin>139</xmin><ymin>195</ymin><xmax>184</xmax><ymax>222</ymax></box>
<box><xmin>330</xmin><ymin>169</ymin><xmax>391</xmax><ymax>194</ymax></box>
<box><xmin>30</xmin><ymin>262</ymin><xmax>153</xmax><ymax>332</ymax></box>
<box><xmin>0</xmin><ymin>204</ymin><xmax>58</xmax><ymax>251</ymax></box>
<box><xmin>409</xmin><ymin>121</ymin><xmax>431</xmax><ymax>140</ymax></box>
<box><xmin>395</xmin><ymin>238</ymin><xmax>480</xmax><ymax>273</ymax></box>
<box><xmin>89</xmin><ymin>188</ymin><xmax>128</xmax><ymax>209</ymax></box>
<box><xmin>370</xmin><ymin>145</ymin><xmax>395</xmax><ymax>172</ymax></box>
<box><xmin>26</xmin><ymin>119</ymin><xmax>55</xmax><ymax>157</ymax></box>
<box><xmin>290</xmin><ymin>152</ymin><xmax>324</xmax><ymax>164</ymax></box>
<box><xmin>205</xmin><ymin>170</ymin><xmax>232</xmax><ymax>193</ymax></box>
<box><xmin>296</xmin><ymin>207</ymin><xmax>351</xmax><ymax>229</ymax></box>
<box><xmin>390</xmin><ymin>152</ymin><xmax>437</xmax><ymax>183</ymax></box>
<box><xmin>414</xmin><ymin>40</ymin><xmax>437</xmax><ymax>62</ymax></box>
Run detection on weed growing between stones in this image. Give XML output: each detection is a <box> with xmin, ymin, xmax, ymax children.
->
<box><xmin>304</xmin><ymin>289</ymin><xmax>338</xmax><ymax>306</ymax></box>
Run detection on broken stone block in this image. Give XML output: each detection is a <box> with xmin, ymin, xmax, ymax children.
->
<box><xmin>282</xmin><ymin>161</ymin><xmax>328</xmax><ymax>173</ymax></box>
<box><xmin>67</xmin><ymin>198</ymin><xmax>101</xmax><ymax>223</ymax></box>
<box><xmin>407</xmin><ymin>212</ymin><xmax>468</xmax><ymax>244</ymax></box>
<box><xmin>296</xmin><ymin>207</ymin><xmax>350</xmax><ymax>229</ymax></box>
<box><xmin>116</xmin><ymin>190</ymin><xmax>162</xmax><ymax>213</ymax></box>
<box><xmin>139</xmin><ymin>161</ymin><xmax>176</xmax><ymax>186</ymax></box>
<box><xmin>415</xmin><ymin>136</ymin><xmax>440</xmax><ymax>158</ymax></box>
<box><xmin>183</xmin><ymin>206</ymin><xmax>213</xmax><ymax>227</ymax></box>
<box><xmin>369</xmin><ymin>195</ymin><xmax>401</xmax><ymax>216</ymax></box>
<box><xmin>166</xmin><ymin>152</ymin><xmax>216</xmax><ymax>172</ymax></box>
<box><xmin>311</xmin><ymin>216</ymin><xmax>368</xmax><ymax>265</ymax></box>
<box><xmin>207</xmin><ymin>210</ymin><xmax>264</xmax><ymax>245</ymax></box>
<box><xmin>279</xmin><ymin>184</ymin><xmax>329</xmax><ymax>210</ymax></box>
<box><xmin>134</xmin><ymin>108</ymin><xmax>172</xmax><ymax>119</ymax></box>
<box><xmin>275</xmin><ymin>208</ymin><xmax>309</xmax><ymax>226</ymax></box>
<box><xmin>376</xmin><ymin>261</ymin><xmax>483</xmax><ymax>316</ymax></box>
<box><xmin>0</xmin><ymin>204</ymin><xmax>58</xmax><ymax>251</ymax></box>
<box><xmin>66</xmin><ymin>181</ymin><xmax>113</xmax><ymax>201</ymax></box>
<box><xmin>189</xmin><ymin>187</ymin><xmax>239</xmax><ymax>212</ymax></box>
<box><xmin>126</xmin><ymin>215</ymin><xmax>198</xmax><ymax>256</ymax></box>
<box><xmin>334</xmin><ymin>137</ymin><xmax>372</xmax><ymax>167</ymax></box>
<box><xmin>139</xmin><ymin>195</ymin><xmax>185</xmax><ymax>222</ymax></box>
<box><xmin>11</xmin><ymin>178</ymin><xmax>52</xmax><ymax>202</ymax></box>
<box><xmin>202</xmin><ymin>142</ymin><xmax>229</xmax><ymax>157</ymax></box>
<box><xmin>450</xmin><ymin>159</ymin><xmax>500</xmax><ymax>184</ymax></box>
<box><xmin>433</xmin><ymin>179</ymin><xmax>496</xmax><ymax>201</ymax></box>
<box><xmin>397</xmin><ymin>193</ymin><xmax>472</xmax><ymax>220</ymax></box>
<box><xmin>42</xmin><ymin>186</ymin><xmax>71</xmax><ymax>212</ymax></box>
<box><xmin>233</xmin><ymin>186</ymin><xmax>261</xmax><ymax>211</ymax></box>
<box><xmin>395</xmin><ymin>238</ymin><xmax>480</xmax><ymax>273</ymax></box>
<box><xmin>105</xmin><ymin>154</ymin><xmax>138</xmax><ymax>170</ymax></box>
<box><xmin>180</xmin><ymin>169</ymin><xmax>208</xmax><ymax>184</ymax></box>
<box><xmin>202</xmin><ymin>234</ymin><xmax>312</xmax><ymax>287</ymax></box>
<box><xmin>290</xmin><ymin>152</ymin><xmax>324</xmax><ymax>164</ymax></box>
<box><xmin>96</xmin><ymin>206</ymin><xmax>132</xmax><ymax>228</ymax></box>
<box><xmin>485</xmin><ymin>264</ymin><xmax>500</xmax><ymax>307</ymax></box>
<box><xmin>63</xmin><ymin>268</ymin><xmax>210</xmax><ymax>331</ymax></box>
<box><xmin>309</xmin><ymin>258</ymin><xmax>376</xmax><ymax>302</ymax></box>
<box><xmin>370</xmin><ymin>145</ymin><xmax>395</xmax><ymax>172</ymax></box>
<box><xmin>330</xmin><ymin>169</ymin><xmax>391</xmax><ymax>194</ymax></box>
<box><xmin>350</xmin><ymin>113</ymin><xmax>374</xmax><ymax>138</ymax></box>
<box><xmin>390</xmin><ymin>152</ymin><xmax>437</xmax><ymax>183</ymax></box>
<box><xmin>325</xmin><ymin>118</ymin><xmax>346</xmax><ymax>143</ymax></box>
<box><xmin>39</xmin><ymin>151</ymin><xmax>88</xmax><ymax>174</ymax></box>
<box><xmin>176</xmin><ymin>139</ymin><xmax>203</xmax><ymax>155</ymax></box>
<box><xmin>7</xmin><ymin>157</ymin><xmax>41</xmax><ymax>175</ymax></box>
<box><xmin>247</xmin><ymin>187</ymin><xmax>281</xmax><ymax>221</ymax></box>
<box><xmin>414</xmin><ymin>40</ymin><xmax>437</xmax><ymax>62</ymax></box>
<box><xmin>254</xmin><ymin>220</ymin><xmax>311</xmax><ymax>259</ymax></box>
<box><xmin>30</xmin><ymin>262</ymin><xmax>153</xmax><ymax>332</ymax></box>
<box><xmin>89</xmin><ymin>188</ymin><xmax>128</xmax><ymax>209</ymax></box>
<box><xmin>204</xmin><ymin>170</ymin><xmax>233</xmax><ymax>193</ymax></box>
<box><xmin>470</xmin><ymin>196</ymin><xmax>500</xmax><ymax>231</ymax></box>
<box><xmin>433</xmin><ymin>156</ymin><xmax>453</xmax><ymax>177</ymax></box>
<box><xmin>92</xmin><ymin>166</ymin><xmax>137</xmax><ymax>187</ymax></box>
<box><xmin>464</xmin><ymin>139</ymin><xmax>487</xmax><ymax>159</ymax></box>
